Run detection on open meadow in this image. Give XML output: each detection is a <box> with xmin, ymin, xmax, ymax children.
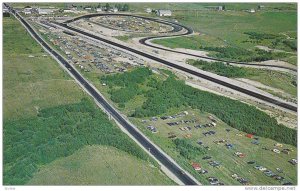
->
<box><xmin>3</xmin><ymin>15</ymin><xmax>173</xmax><ymax>185</ymax></box>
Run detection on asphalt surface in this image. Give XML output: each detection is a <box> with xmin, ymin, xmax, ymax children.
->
<box><xmin>54</xmin><ymin>21</ymin><xmax>297</xmax><ymax>112</ymax></box>
<box><xmin>6</xmin><ymin>5</ymin><xmax>199</xmax><ymax>185</ymax></box>
<box><xmin>65</xmin><ymin>13</ymin><xmax>297</xmax><ymax>72</ymax></box>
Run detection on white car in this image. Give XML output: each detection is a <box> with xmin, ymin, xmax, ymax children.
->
<box><xmin>273</xmin><ymin>149</ymin><xmax>281</xmax><ymax>154</ymax></box>
<box><xmin>259</xmin><ymin>167</ymin><xmax>267</xmax><ymax>171</ymax></box>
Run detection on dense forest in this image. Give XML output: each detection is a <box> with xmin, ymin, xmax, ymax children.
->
<box><xmin>102</xmin><ymin>68</ymin><xmax>297</xmax><ymax>146</ymax></box>
<box><xmin>3</xmin><ymin>98</ymin><xmax>151</xmax><ymax>185</ymax></box>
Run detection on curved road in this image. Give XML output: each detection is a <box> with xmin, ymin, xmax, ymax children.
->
<box><xmin>54</xmin><ymin>21</ymin><xmax>297</xmax><ymax>112</ymax></box>
<box><xmin>65</xmin><ymin>13</ymin><xmax>297</xmax><ymax>72</ymax></box>
<box><xmin>5</xmin><ymin>5</ymin><xmax>199</xmax><ymax>186</ymax></box>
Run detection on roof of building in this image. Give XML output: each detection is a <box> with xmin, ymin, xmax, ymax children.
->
<box><xmin>157</xmin><ymin>9</ymin><xmax>172</xmax><ymax>14</ymax></box>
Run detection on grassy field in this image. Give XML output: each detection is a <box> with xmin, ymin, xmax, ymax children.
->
<box><xmin>3</xmin><ymin>16</ymin><xmax>85</xmax><ymax>120</ymax></box>
<box><xmin>28</xmin><ymin>145</ymin><xmax>174</xmax><ymax>185</ymax></box>
<box><xmin>189</xmin><ymin>60</ymin><xmax>297</xmax><ymax>98</ymax></box>
<box><xmin>3</xmin><ymin>16</ymin><xmax>173</xmax><ymax>185</ymax></box>
<box><xmin>130</xmin><ymin>108</ymin><xmax>297</xmax><ymax>185</ymax></box>
<box><xmin>152</xmin><ymin>8</ymin><xmax>297</xmax><ymax>65</ymax></box>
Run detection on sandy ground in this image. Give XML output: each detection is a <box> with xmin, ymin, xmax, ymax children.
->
<box><xmin>236</xmin><ymin>78</ymin><xmax>296</xmax><ymax>99</ymax></box>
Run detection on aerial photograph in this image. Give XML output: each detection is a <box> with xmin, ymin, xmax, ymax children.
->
<box><xmin>1</xmin><ymin>0</ymin><xmax>298</xmax><ymax>189</ymax></box>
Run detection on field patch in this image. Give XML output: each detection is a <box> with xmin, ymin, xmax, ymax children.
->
<box><xmin>28</xmin><ymin>145</ymin><xmax>174</xmax><ymax>185</ymax></box>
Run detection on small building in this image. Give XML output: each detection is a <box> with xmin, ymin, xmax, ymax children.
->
<box><xmin>23</xmin><ymin>7</ymin><xmax>32</xmax><ymax>14</ymax></box>
<box><xmin>249</xmin><ymin>9</ymin><xmax>256</xmax><ymax>13</ymax></box>
<box><xmin>145</xmin><ymin>8</ymin><xmax>152</xmax><ymax>13</ymax></box>
<box><xmin>3</xmin><ymin>8</ymin><xmax>9</xmax><ymax>13</ymax></box>
<box><xmin>85</xmin><ymin>7</ymin><xmax>92</xmax><ymax>11</ymax></box>
<box><xmin>63</xmin><ymin>9</ymin><xmax>74</xmax><ymax>13</ymax></box>
<box><xmin>37</xmin><ymin>8</ymin><xmax>54</xmax><ymax>15</ymax></box>
<box><xmin>113</xmin><ymin>8</ymin><xmax>118</xmax><ymax>13</ymax></box>
<box><xmin>157</xmin><ymin>9</ymin><xmax>172</xmax><ymax>17</ymax></box>
<box><xmin>24</xmin><ymin>10</ymin><xmax>31</xmax><ymax>15</ymax></box>
<box><xmin>258</xmin><ymin>5</ymin><xmax>265</xmax><ymax>9</ymax></box>
<box><xmin>246</xmin><ymin>134</ymin><xmax>254</xmax><ymax>139</ymax></box>
<box><xmin>96</xmin><ymin>8</ymin><xmax>102</xmax><ymax>12</ymax></box>
<box><xmin>191</xmin><ymin>162</ymin><xmax>201</xmax><ymax>171</ymax></box>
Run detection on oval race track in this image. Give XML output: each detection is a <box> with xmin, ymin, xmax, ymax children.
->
<box><xmin>56</xmin><ymin>15</ymin><xmax>297</xmax><ymax>112</ymax></box>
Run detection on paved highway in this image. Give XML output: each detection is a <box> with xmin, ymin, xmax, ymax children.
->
<box><xmin>64</xmin><ymin>13</ymin><xmax>297</xmax><ymax>73</ymax></box>
<box><xmin>5</xmin><ymin>4</ymin><xmax>200</xmax><ymax>186</ymax></box>
<box><xmin>54</xmin><ymin>21</ymin><xmax>297</xmax><ymax>112</ymax></box>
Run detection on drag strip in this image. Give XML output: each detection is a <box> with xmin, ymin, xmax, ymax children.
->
<box><xmin>55</xmin><ymin>22</ymin><xmax>297</xmax><ymax>112</ymax></box>
<box><xmin>6</xmin><ymin>5</ymin><xmax>199</xmax><ymax>186</ymax></box>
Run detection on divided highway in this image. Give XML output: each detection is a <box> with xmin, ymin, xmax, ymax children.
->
<box><xmin>55</xmin><ymin>21</ymin><xmax>297</xmax><ymax>112</ymax></box>
<box><xmin>6</xmin><ymin>5</ymin><xmax>199</xmax><ymax>186</ymax></box>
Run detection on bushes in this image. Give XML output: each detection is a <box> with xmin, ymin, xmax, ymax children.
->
<box><xmin>174</xmin><ymin>139</ymin><xmax>206</xmax><ymax>160</ymax></box>
<box><xmin>244</xmin><ymin>32</ymin><xmax>279</xmax><ymax>40</ymax></box>
<box><xmin>201</xmin><ymin>46</ymin><xmax>274</xmax><ymax>62</ymax></box>
<box><xmin>191</xmin><ymin>60</ymin><xmax>250</xmax><ymax>78</ymax></box>
<box><xmin>3</xmin><ymin>98</ymin><xmax>150</xmax><ymax>185</ymax></box>
<box><xmin>100</xmin><ymin>67</ymin><xmax>152</xmax><ymax>87</ymax></box>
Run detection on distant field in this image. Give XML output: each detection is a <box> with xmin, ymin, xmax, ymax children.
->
<box><xmin>3</xmin><ymin>16</ymin><xmax>172</xmax><ymax>185</ymax></box>
<box><xmin>152</xmin><ymin>9</ymin><xmax>297</xmax><ymax>65</ymax></box>
<box><xmin>28</xmin><ymin>145</ymin><xmax>174</xmax><ymax>185</ymax></box>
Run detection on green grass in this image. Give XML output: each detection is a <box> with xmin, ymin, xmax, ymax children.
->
<box><xmin>3</xmin><ymin>16</ymin><xmax>85</xmax><ymax>120</ymax></box>
<box><xmin>3</xmin><ymin>16</ymin><xmax>173</xmax><ymax>185</ymax></box>
<box><xmin>131</xmin><ymin>109</ymin><xmax>297</xmax><ymax>185</ymax></box>
<box><xmin>152</xmin><ymin>9</ymin><xmax>297</xmax><ymax>65</ymax></box>
<box><xmin>28</xmin><ymin>145</ymin><xmax>174</xmax><ymax>185</ymax></box>
<box><xmin>152</xmin><ymin>34</ymin><xmax>225</xmax><ymax>50</ymax></box>
<box><xmin>189</xmin><ymin>60</ymin><xmax>297</xmax><ymax>98</ymax></box>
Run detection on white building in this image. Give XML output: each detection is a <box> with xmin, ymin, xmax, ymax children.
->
<box><xmin>113</xmin><ymin>8</ymin><xmax>118</xmax><ymax>13</ymax></box>
<box><xmin>63</xmin><ymin>9</ymin><xmax>74</xmax><ymax>13</ymax></box>
<box><xmin>38</xmin><ymin>8</ymin><xmax>54</xmax><ymax>15</ymax></box>
<box><xmin>157</xmin><ymin>10</ymin><xmax>172</xmax><ymax>17</ymax></box>
<box><xmin>96</xmin><ymin>8</ymin><xmax>102</xmax><ymax>12</ymax></box>
<box><xmin>23</xmin><ymin>7</ymin><xmax>32</xmax><ymax>14</ymax></box>
<box><xmin>145</xmin><ymin>8</ymin><xmax>152</xmax><ymax>13</ymax></box>
<box><xmin>249</xmin><ymin>9</ymin><xmax>256</xmax><ymax>13</ymax></box>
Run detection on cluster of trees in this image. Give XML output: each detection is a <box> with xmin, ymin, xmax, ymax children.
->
<box><xmin>101</xmin><ymin>68</ymin><xmax>152</xmax><ymax>104</ymax></box>
<box><xmin>101</xmin><ymin>67</ymin><xmax>152</xmax><ymax>88</ymax></box>
<box><xmin>3</xmin><ymin>98</ymin><xmax>151</xmax><ymax>185</ymax></box>
<box><xmin>283</xmin><ymin>40</ymin><xmax>297</xmax><ymax>51</ymax></box>
<box><xmin>191</xmin><ymin>60</ymin><xmax>250</xmax><ymax>78</ymax></box>
<box><xmin>174</xmin><ymin>139</ymin><xmax>206</xmax><ymax>160</ymax></box>
<box><xmin>244</xmin><ymin>31</ymin><xmax>297</xmax><ymax>52</ymax></box>
<box><xmin>127</xmin><ymin>71</ymin><xmax>296</xmax><ymax>146</ymax></box>
<box><xmin>244</xmin><ymin>31</ymin><xmax>279</xmax><ymax>40</ymax></box>
<box><xmin>202</xmin><ymin>46</ymin><xmax>274</xmax><ymax>62</ymax></box>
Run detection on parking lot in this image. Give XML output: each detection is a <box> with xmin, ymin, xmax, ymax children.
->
<box><xmin>132</xmin><ymin>109</ymin><xmax>297</xmax><ymax>185</ymax></box>
<box><xmin>89</xmin><ymin>15</ymin><xmax>173</xmax><ymax>34</ymax></box>
<box><xmin>29</xmin><ymin>18</ymin><xmax>146</xmax><ymax>75</ymax></box>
